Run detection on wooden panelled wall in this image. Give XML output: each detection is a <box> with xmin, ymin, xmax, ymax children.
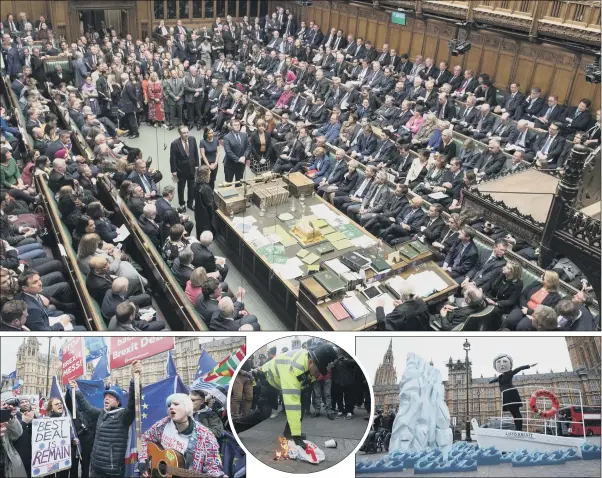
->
<box><xmin>2</xmin><ymin>1</ymin><xmax>50</xmax><ymax>23</ymax></box>
<box><xmin>286</xmin><ymin>1</ymin><xmax>600</xmax><ymax>108</ymax></box>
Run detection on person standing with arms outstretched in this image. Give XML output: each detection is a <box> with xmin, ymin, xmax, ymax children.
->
<box><xmin>70</xmin><ymin>360</ymin><xmax>142</xmax><ymax>477</ymax></box>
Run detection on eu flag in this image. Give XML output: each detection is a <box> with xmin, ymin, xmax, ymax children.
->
<box><xmin>73</xmin><ymin>379</ymin><xmax>106</xmax><ymax>409</ymax></box>
<box><xmin>140</xmin><ymin>375</ymin><xmax>189</xmax><ymax>432</ymax></box>
<box><xmin>165</xmin><ymin>350</ymin><xmax>177</xmax><ymax>378</ymax></box>
<box><xmin>85</xmin><ymin>337</ymin><xmax>107</xmax><ymax>362</ymax></box>
<box><xmin>194</xmin><ymin>348</ymin><xmax>217</xmax><ymax>380</ymax></box>
<box><xmin>91</xmin><ymin>352</ymin><xmax>110</xmax><ymax>381</ymax></box>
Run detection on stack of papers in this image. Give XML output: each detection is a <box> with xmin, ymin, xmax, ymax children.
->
<box><xmin>411</xmin><ymin>270</ymin><xmax>449</xmax><ymax>297</ymax></box>
<box><xmin>341</xmin><ymin>295</ymin><xmax>370</xmax><ymax>320</ymax></box>
<box><xmin>351</xmin><ymin>236</ymin><xmax>377</xmax><ymax>248</ymax></box>
<box><xmin>332</xmin><ymin>239</ymin><xmax>354</xmax><ymax>251</ymax></box>
<box><xmin>262</xmin><ymin>225</ymin><xmax>297</xmax><ymax>247</ymax></box>
<box><xmin>324</xmin><ymin>259</ymin><xmax>351</xmax><ymax>275</ymax></box>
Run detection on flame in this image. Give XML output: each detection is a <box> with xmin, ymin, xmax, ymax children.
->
<box><xmin>273</xmin><ymin>436</ymin><xmax>292</xmax><ymax>460</ymax></box>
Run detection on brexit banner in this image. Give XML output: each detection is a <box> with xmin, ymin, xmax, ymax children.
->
<box><xmin>109</xmin><ymin>337</ymin><xmax>175</xmax><ymax>370</ymax></box>
<box><xmin>31</xmin><ymin>417</ymin><xmax>71</xmax><ymax>477</ymax></box>
<box><xmin>62</xmin><ymin>337</ymin><xmax>85</xmax><ymax>385</ymax></box>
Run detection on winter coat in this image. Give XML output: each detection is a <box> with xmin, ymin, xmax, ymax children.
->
<box><xmin>75</xmin><ymin>380</ymin><xmax>136</xmax><ymax>476</ymax></box>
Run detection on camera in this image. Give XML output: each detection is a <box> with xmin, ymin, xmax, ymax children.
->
<box><xmin>4</xmin><ymin>397</ymin><xmax>20</xmax><ymax>407</ymax></box>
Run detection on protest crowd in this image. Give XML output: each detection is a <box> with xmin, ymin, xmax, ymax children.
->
<box><xmin>1</xmin><ymin>338</ymin><xmax>246</xmax><ymax>478</ymax></box>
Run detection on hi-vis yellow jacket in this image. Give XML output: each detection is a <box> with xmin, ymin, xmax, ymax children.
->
<box><xmin>261</xmin><ymin>349</ymin><xmax>312</xmax><ymax>436</ymax></box>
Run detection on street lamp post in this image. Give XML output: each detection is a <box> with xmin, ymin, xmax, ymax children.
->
<box><xmin>464</xmin><ymin>339</ymin><xmax>471</xmax><ymax>441</ymax></box>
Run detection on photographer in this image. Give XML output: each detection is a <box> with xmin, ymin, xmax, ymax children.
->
<box><xmin>14</xmin><ymin>399</ymin><xmax>35</xmax><ymax>478</ymax></box>
<box><xmin>1</xmin><ymin>398</ymin><xmax>27</xmax><ymax>478</ymax></box>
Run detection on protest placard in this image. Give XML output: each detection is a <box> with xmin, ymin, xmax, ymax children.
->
<box><xmin>109</xmin><ymin>337</ymin><xmax>175</xmax><ymax>370</ymax></box>
<box><xmin>61</xmin><ymin>337</ymin><xmax>85</xmax><ymax>385</ymax></box>
<box><xmin>31</xmin><ymin>417</ymin><xmax>71</xmax><ymax>477</ymax></box>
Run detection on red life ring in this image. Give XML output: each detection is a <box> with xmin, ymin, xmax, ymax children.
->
<box><xmin>529</xmin><ymin>389</ymin><xmax>560</xmax><ymax>419</ymax></box>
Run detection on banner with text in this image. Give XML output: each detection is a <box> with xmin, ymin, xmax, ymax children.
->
<box><xmin>62</xmin><ymin>337</ymin><xmax>85</xmax><ymax>385</ymax></box>
<box><xmin>31</xmin><ymin>417</ymin><xmax>71</xmax><ymax>477</ymax></box>
<box><xmin>109</xmin><ymin>337</ymin><xmax>175</xmax><ymax>370</ymax></box>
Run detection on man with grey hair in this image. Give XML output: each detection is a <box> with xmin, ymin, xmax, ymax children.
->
<box><xmin>128</xmin><ymin>158</ymin><xmax>157</xmax><ymax>197</ymax></box>
<box><xmin>183</xmin><ymin>65</ymin><xmax>204</xmax><ymax>130</ymax></box>
<box><xmin>72</xmin><ymin>50</ymin><xmax>88</xmax><ymax>88</ymax></box>
<box><xmin>48</xmin><ymin>157</ymin><xmax>74</xmax><ymax>193</ymax></box>
<box><xmin>139</xmin><ymin>203</ymin><xmax>161</xmax><ymax>249</ymax></box>
<box><xmin>154</xmin><ymin>185</ymin><xmax>194</xmax><ymax>234</ymax></box>
<box><xmin>530</xmin><ymin>305</ymin><xmax>559</xmax><ymax>331</ymax></box>
<box><xmin>355</xmin><ymin>170</ymin><xmax>391</xmax><ymax>225</ymax></box>
<box><xmin>375</xmin><ymin>280</ymin><xmax>431</xmax><ymax>331</ymax></box>
<box><xmin>438</xmin><ymin>285</ymin><xmax>487</xmax><ymax>330</ymax></box>
<box><xmin>171</xmin><ymin>247</ymin><xmax>195</xmax><ymax>288</ymax></box>
<box><xmin>210</xmin><ymin>296</ymin><xmax>260</xmax><ymax>331</ymax></box>
<box><xmin>190</xmin><ymin>231</ymin><xmax>228</xmax><ymax>280</ymax></box>
<box><xmin>101</xmin><ymin>277</ymin><xmax>164</xmax><ymax>331</ymax></box>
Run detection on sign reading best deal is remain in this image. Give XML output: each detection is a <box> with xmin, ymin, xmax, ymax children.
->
<box><xmin>109</xmin><ymin>337</ymin><xmax>175</xmax><ymax>369</ymax></box>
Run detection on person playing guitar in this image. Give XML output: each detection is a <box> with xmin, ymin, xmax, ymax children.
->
<box><xmin>138</xmin><ymin>393</ymin><xmax>226</xmax><ymax>477</ymax></box>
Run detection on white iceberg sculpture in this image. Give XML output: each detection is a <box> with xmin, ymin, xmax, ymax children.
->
<box><xmin>388</xmin><ymin>352</ymin><xmax>453</xmax><ymax>456</ymax></box>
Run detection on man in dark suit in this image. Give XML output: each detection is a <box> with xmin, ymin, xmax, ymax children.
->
<box><xmin>486</xmin><ymin>112</ymin><xmax>516</xmax><ymax>145</ymax></box>
<box><xmin>452</xmin><ymin>95</ymin><xmax>479</xmax><ymax>134</ymax></box>
<box><xmin>183</xmin><ymin>66</ymin><xmax>204</xmax><ymax>130</ymax></box>
<box><xmin>439</xmin><ymin>286</ymin><xmax>488</xmax><ymax>330</ymax></box>
<box><xmin>101</xmin><ymin>277</ymin><xmax>153</xmax><ymax>322</ymax></box>
<box><xmin>222</xmin><ymin>119</ymin><xmax>249</xmax><ymax>183</ymax></box>
<box><xmin>533</xmin><ymin>95</ymin><xmax>565</xmax><ymax>130</ymax></box>
<box><xmin>459</xmin><ymin>238</ymin><xmax>509</xmax><ymax>288</ymax></box>
<box><xmin>169</xmin><ymin>126</ymin><xmax>199</xmax><ymax>211</ymax></box>
<box><xmin>504</xmin><ymin>119</ymin><xmax>538</xmax><ymax>157</ymax></box>
<box><xmin>525</xmin><ymin>122</ymin><xmax>566</xmax><ymax>165</ymax></box>
<box><xmin>419</xmin><ymin>57</ymin><xmax>439</xmax><ymax>81</ymax></box>
<box><xmin>47</xmin><ymin>65</ymin><xmax>72</xmax><ymax>88</ymax></box>
<box><xmin>375</xmin><ymin>286</ymin><xmax>431</xmax><ymax>331</ymax></box>
<box><xmin>332</xmin><ymin>29</ymin><xmax>347</xmax><ymax>51</ymax></box>
<box><xmin>154</xmin><ymin>186</ymin><xmax>195</xmax><ymax>235</ymax></box>
<box><xmin>191</xmin><ymin>231</ymin><xmax>229</xmax><ymax>280</ymax></box>
<box><xmin>351</xmin><ymin>125</ymin><xmax>378</xmax><ymax>161</ymax></box>
<box><xmin>15</xmin><ymin>271</ymin><xmax>74</xmax><ymax>331</ymax></box>
<box><xmin>561</xmin><ymin>99</ymin><xmax>593</xmax><ymax>138</ymax></box>
<box><xmin>414</xmin><ymin>204</ymin><xmax>446</xmax><ymax>244</ymax></box>
<box><xmin>86</xmin><ymin>256</ymin><xmax>114</xmax><ymax>304</ymax></box>
<box><xmin>138</xmin><ymin>203</ymin><xmax>162</xmax><ymax>250</ymax></box>
<box><xmin>517</xmin><ymin>87</ymin><xmax>545</xmax><ymax>121</ymax></box>
<box><xmin>171</xmin><ymin>249</ymin><xmax>196</xmax><ymax>288</ymax></box>
<box><xmin>120</xmin><ymin>73</ymin><xmax>139</xmax><ymax>138</ymax></box>
<box><xmin>556</xmin><ymin>299</ymin><xmax>596</xmax><ymax>332</ymax></box>
<box><xmin>382</xmin><ymin>197</ymin><xmax>426</xmax><ymax>245</ymax></box>
<box><xmin>452</xmin><ymin>69</ymin><xmax>478</xmax><ymax>98</ymax></box>
<box><xmin>433</xmin><ymin>61</ymin><xmax>452</xmax><ymax>87</ymax></box>
<box><xmin>363</xmin><ymin>183</ymin><xmax>409</xmax><ymax>236</ymax></box>
<box><xmin>469</xmin><ymin>104</ymin><xmax>497</xmax><ymax>140</ymax></box>
<box><xmin>195</xmin><ymin>278</ymin><xmax>247</xmax><ymax>327</ymax></box>
<box><xmin>281</xmin><ymin>14</ymin><xmax>297</xmax><ymax>38</ymax></box>
<box><xmin>128</xmin><ymin>159</ymin><xmax>157</xmax><ymax>197</ymax></box>
<box><xmin>442</xmin><ymin>226</ymin><xmax>479</xmax><ymax>280</ymax></box>
<box><xmin>494</xmin><ymin>82</ymin><xmax>525</xmax><ymax>119</ymax></box>
<box><xmin>210</xmin><ymin>296</ymin><xmax>260</xmax><ymax>331</ymax></box>
<box><xmin>307</xmin><ymin>24</ymin><xmax>324</xmax><ymax>47</ymax></box>
<box><xmin>474</xmin><ymin>140</ymin><xmax>507</xmax><ymax>178</ymax></box>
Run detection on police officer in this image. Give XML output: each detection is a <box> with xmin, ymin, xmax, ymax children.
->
<box><xmin>233</xmin><ymin>344</ymin><xmax>338</xmax><ymax>448</ymax></box>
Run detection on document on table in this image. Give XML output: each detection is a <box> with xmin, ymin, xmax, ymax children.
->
<box><xmin>113</xmin><ymin>224</ymin><xmax>130</xmax><ymax>242</ymax></box>
<box><xmin>263</xmin><ymin>225</ymin><xmax>297</xmax><ymax>247</ymax></box>
<box><xmin>428</xmin><ymin>191</ymin><xmax>449</xmax><ymax>200</ymax></box>
<box><xmin>351</xmin><ymin>236</ymin><xmax>377</xmax><ymax>248</ymax></box>
<box><xmin>244</xmin><ymin>229</ymin><xmax>271</xmax><ymax>249</ymax></box>
<box><xmin>278</xmin><ymin>212</ymin><xmax>294</xmax><ymax>221</ymax></box>
<box><xmin>286</xmin><ymin>257</ymin><xmax>304</xmax><ymax>268</ymax></box>
<box><xmin>272</xmin><ymin>263</ymin><xmax>304</xmax><ymax>280</ymax></box>
<box><xmin>366</xmin><ymin>292</ymin><xmax>396</xmax><ymax>315</ymax></box>
<box><xmin>232</xmin><ymin>216</ymin><xmax>257</xmax><ymax>226</ymax></box>
<box><xmin>410</xmin><ymin>270</ymin><xmax>449</xmax><ymax>297</ymax></box>
<box><xmin>324</xmin><ymin>259</ymin><xmax>350</xmax><ymax>275</ymax></box>
<box><xmin>332</xmin><ymin>238</ymin><xmax>354</xmax><ymax>250</ymax></box>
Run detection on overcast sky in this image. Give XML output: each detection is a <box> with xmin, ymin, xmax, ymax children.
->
<box><xmin>1</xmin><ymin>337</ymin><xmax>223</xmax><ymax>375</ymax></box>
<box><xmin>356</xmin><ymin>337</ymin><xmax>572</xmax><ymax>384</ymax></box>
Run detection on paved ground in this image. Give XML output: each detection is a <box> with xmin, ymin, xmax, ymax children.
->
<box><xmin>237</xmin><ymin>406</ymin><xmax>370</xmax><ymax>472</ymax></box>
<box><xmin>356</xmin><ymin>437</ymin><xmax>602</xmax><ymax>477</ymax></box>
<box><xmin>125</xmin><ymin>125</ymin><xmax>285</xmax><ymax>330</ymax></box>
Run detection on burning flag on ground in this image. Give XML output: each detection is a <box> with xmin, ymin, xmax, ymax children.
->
<box><xmin>273</xmin><ymin>436</ymin><xmax>326</xmax><ymax>464</ymax></box>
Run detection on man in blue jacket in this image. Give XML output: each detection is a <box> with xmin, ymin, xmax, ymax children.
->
<box><xmin>314</xmin><ymin>113</ymin><xmax>341</xmax><ymax>143</ymax></box>
<box><xmin>304</xmin><ymin>147</ymin><xmax>333</xmax><ymax>185</ymax></box>
<box><xmin>70</xmin><ymin>360</ymin><xmax>142</xmax><ymax>477</ymax></box>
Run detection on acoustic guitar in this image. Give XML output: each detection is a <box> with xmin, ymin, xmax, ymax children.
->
<box><xmin>147</xmin><ymin>442</ymin><xmax>213</xmax><ymax>478</ymax></box>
